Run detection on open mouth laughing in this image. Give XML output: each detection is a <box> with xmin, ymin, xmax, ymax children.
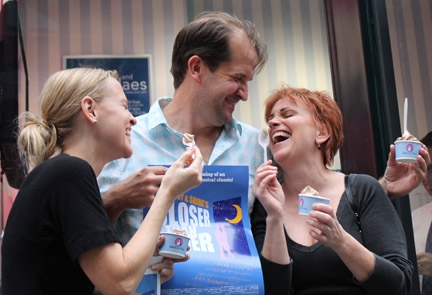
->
<box><xmin>272</xmin><ymin>131</ymin><xmax>291</xmax><ymax>144</ymax></box>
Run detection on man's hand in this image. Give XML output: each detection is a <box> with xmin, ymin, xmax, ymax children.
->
<box><xmin>380</xmin><ymin>143</ymin><xmax>430</xmax><ymax>199</ymax></box>
<box><xmin>102</xmin><ymin>166</ymin><xmax>167</xmax><ymax>223</ymax></box>
<box><xmin>417</xmin><ymin>252</ymin><xmax>432</xmax><ymax>276</ymax></box>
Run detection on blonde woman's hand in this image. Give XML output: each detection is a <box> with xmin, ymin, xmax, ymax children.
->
<box><xmin>152</xmin><ymin>229</ymin><xmax>191</xmax><ymax>284</ymax></box>
<box><xmin>161</xmin><ymin>146</ymin><xmax>203</xmax><ymax>198</ymax></box>
<box><xmin>152</xmin><ymin>256</ymin><xmax>190</xmax><ymax>284</ymax></box>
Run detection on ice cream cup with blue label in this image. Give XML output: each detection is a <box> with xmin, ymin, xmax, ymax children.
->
<box><xmin>394</xmin><ymin>140</ymin><xmax>422</xmax><ymax>163</ymax></box>
<box><xmin>159</xmin><ymin>230</ymin><xmax>190</xmax><ymax>259</ymax></box>
<box><xmin>298</xmin><ymin>186</ymin><xmax>330</xmax><ymax>215</ymax></box>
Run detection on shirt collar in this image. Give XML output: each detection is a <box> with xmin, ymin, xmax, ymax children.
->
<box><xmin>148</xmin><ymin>97</ymin><xmax>243</xmax><ymax>136</ymax></box>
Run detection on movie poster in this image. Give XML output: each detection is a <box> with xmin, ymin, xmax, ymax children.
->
<box><xmin>139</xmin><ymin>165</ymin><xmax>264</xmax><ymax>295</ymax></box>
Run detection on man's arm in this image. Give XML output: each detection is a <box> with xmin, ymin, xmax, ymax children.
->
<box><xmin>101</xmin><ymin>166</ymin><xmax>167</xmax><ymax>223</ymax></box>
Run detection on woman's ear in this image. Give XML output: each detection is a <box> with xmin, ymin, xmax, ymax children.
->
<box><xmin>316</xmin><ymin>126</ymin><xmax>330</xmax><ymax>146</ymax></box>
<box><xmin>81</xmin><ymin>96</ymin><xmax>98</xmax><ymax>124</ymax></box>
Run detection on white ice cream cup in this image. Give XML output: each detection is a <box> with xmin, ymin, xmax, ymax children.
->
<box><xmin>298</xmin><ymin>194</ymin><xmax>330</xmax><ymax>215</ymax></box>
<box><xmin>394</xmin><ymin>140</ymin><xmax>422</xmax><ymax>163</ymax></box>
<box><xmin>159</xmin><ymin>232</ymin><xmax>190</xmax><ymax>259</ymax></box>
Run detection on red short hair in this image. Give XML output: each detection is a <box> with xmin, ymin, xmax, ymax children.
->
<box><xmin>264</xmin><ymin>85</ymin><xmax>344</xmax><ymax>167</ymax></box>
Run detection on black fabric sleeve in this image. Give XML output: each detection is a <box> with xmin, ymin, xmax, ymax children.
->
<box><xmin>348</xmin><ymin>174</ymin><xmax>413</xmax><ymax>295</ymax></box>
<box><xmin>251</xmin><ymin>198</ymin><xmax>292</xmax><ymax>294</ymax></box>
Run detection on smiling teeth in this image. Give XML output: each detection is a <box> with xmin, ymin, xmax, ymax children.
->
<box><xmin>272</xmin><ymin>131</ymin><xmax>291</xmax><ymax>143</ymax></box>
<box><xmin>272</xmin><ymin>131</ymin><xmax>290</xmax><ymax>139</ymax></box>
<box><xmin>126</xmin><ymin>130</ymin><xmax>131</xmax><ymax>137</ymax></box>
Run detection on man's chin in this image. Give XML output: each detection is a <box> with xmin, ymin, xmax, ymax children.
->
<box><xmin>221</xmin><ymin>114</ymin><xmax>234</xmax><ymax>125</ymax></box>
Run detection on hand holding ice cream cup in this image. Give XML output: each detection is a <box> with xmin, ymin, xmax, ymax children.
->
<box><xmin>394</xmin><ymin>98</ymin><xmax>423</xmax><ymax>163</ymax></box>
<box><xmin>298</xmin><ymin>186</ymin><xmax>330</xmax><ymax>215</ymax></box>
<box><xmin>159</xmin><ymin>229</ymin><xmax>190</xmax><ymax>259</ymax></box>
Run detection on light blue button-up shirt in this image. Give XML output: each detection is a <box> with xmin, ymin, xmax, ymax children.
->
<box><xmin>98</xmin><ymin>97</ymin><xmax>264</xmax><ymax>244</ymax></box>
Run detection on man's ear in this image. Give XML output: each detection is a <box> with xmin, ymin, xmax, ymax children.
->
<box><xmin>188</xmin><ymin>55</ymin><xmax>204</xmax><ymax>83</ymax></box>
<box><xmin>81</xmin><ymin>96</ymin><xmax>97</xmax><ymax>124</ymax></box>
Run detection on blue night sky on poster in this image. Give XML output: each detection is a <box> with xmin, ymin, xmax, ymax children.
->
<box><xmin>65</xmin><ymin>55</ymin><xmax>150</xmax><ymax>116</ymax></box>
<box><xmin>213</xmin><ymin>197</ymin><xmax>250</xmax><ymax>256</ymax></box>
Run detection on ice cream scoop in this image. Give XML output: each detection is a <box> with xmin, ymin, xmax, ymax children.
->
<box><xmin>298</xmin><ymin>186</ymin><xmax>329</xmax><ymax>215</ymax></box>
<box><xmin>182</xmin><ymin>133</ymin><xmax>195</xmax><ymax>147</ymax></box>
<box><xmin>300</xmin><ymin>185</ymin><xmax>319</xmax><ymax>196</ymax></box>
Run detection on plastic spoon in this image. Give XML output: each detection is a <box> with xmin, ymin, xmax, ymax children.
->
<box><xmin>258</xmin><ymin>128</ymin><xmax>269</xmax><ymax>162</ymax></box>
<box><xmin>403</xmin><ymin>97</ymin><xmax>409</xmax><ymax>137</ymax></box>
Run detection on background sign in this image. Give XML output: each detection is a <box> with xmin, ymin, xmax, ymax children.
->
<box><xmin>64</xmin><ymin>55</ymin><xmax>151</xmax><ymax>116</ymax></box>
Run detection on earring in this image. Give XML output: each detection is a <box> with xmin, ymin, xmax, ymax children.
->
<box><xmin>94</xmin><ymin>119</ymin><xmax>98</xmax><ymax>124</ymax></box>
<box><xmin>317</xmin><ymin>144</ymin><xmax>321</xmax><ymax>150</ymax></box>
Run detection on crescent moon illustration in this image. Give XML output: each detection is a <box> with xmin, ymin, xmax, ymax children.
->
<box><xmin>225</xmin><ymin>204</ymin><xmax>242</xmax><ymax>224</ymax></box>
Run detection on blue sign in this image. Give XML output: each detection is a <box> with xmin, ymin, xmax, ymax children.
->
<box><xmin>64</xmin><ymin>55</ymin><xmax>151</xmax><ymax>116</ymax></box>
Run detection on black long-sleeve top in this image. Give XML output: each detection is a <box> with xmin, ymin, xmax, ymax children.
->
<box><xmin>251</xmin><ymin>174</ymin><xmax>413</xmax><ymax>295</ymax></box>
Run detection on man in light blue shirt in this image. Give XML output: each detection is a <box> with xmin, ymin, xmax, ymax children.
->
<box><xmin>98</xmin><ymin>96</ymin><xmax>263</xmax><ymax>243</ymax></box>
<box><xmin>98</xmin><ymin>13</ymin><xmax>268</xmax><ymax>285</ymax></box>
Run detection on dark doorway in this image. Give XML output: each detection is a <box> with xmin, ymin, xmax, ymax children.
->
<box><xmin>325</xmin><ymin>0</ymin><xmax>420</xmax><ymax>294</ymax></box>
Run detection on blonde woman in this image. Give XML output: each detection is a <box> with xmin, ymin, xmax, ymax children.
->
<box><xmin>1</xmin><ymin>68</ymin><xmax>203</xmax><ymax>295</ymax></box>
